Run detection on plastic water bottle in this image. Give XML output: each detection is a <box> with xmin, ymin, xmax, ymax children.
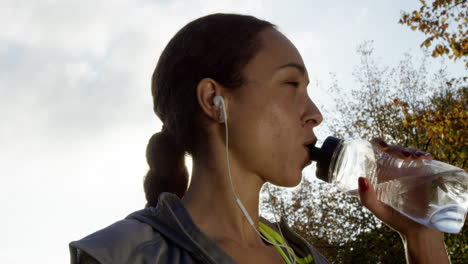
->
<box><xmin>308</xmin><ymin>136</ymin><xmax>468</xmax><ymax>234</ymax></box>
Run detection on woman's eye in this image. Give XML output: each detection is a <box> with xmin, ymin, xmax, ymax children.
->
<box><xmin>285</xmin><ymin>81</ymin><xmax>300</xmax><ymax>87</ymax></box>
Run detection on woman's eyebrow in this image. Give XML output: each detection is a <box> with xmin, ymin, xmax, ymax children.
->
<box><xmin>275</xmin><ymin>62</ymin><xmax>310</xmax><ymax>85</ymax></box>
<box><xmin>275</xmin><ymin>62</ymin><xmax>306</xmax><ymax>75</ymax></box>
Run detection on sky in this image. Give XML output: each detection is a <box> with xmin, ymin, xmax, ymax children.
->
<box><xmin>0</xmin><ymin>0</ymin><xmax>465</xmax><ymax>263</ymax></box>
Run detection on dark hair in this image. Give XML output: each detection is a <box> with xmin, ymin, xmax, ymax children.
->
<box><xmin>144</xmin><ymin>13</ymin><xmax>275</xmax><ymax>207</ymax></box>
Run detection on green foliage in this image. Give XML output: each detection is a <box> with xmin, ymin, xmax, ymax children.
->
<box><xmin>339</xmin><ymin>225</ymin><xmax>405</xmax><ymax>264</ymax></box>
<box><xmin>394</xmin><ymin>82</ymin><xmax>467</xmax><ymax>168</ymax></box>
<box><xmin>400</xmin><ymin>0</ymin><xmax>468</xmax><ymax>67</ymax></box>
<box><xmin>446</xmin><ymin>224</ymin><xmax>468</xmax><ymax>263</ymax></box>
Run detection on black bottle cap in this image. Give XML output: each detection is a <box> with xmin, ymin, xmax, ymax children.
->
<box><xmin>307</xmin><ymin>136</ymin><xmax>343</xmax><ymax>182</ymax></box>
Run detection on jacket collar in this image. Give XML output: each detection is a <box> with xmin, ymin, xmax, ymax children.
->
<box><xmin>127</xmin><ymin>192</ymin><xmax>319</xmax><ymax>263</ymax></box>
<box><xmin>127</xmin><ymin>192</ymin><xmax>236</xmax><ymax>264</ymax></box>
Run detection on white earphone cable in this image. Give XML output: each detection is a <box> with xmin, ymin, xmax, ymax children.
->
<box><xmin>217</xmin><ymin>97</ymin><xmax>296</xmax><ymax>264</ymax></box>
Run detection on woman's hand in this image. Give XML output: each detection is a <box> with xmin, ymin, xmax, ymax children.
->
<box><xmin>358</xmin><ymin>138</ymin><xmax>450</xmax><ymax>264</ymax></box>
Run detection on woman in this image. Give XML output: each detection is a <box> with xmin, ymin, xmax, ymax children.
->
<box><xmin>70</xmin><ymin>14</ymin><xmax>450</xmax><ymax>263</ymax></box>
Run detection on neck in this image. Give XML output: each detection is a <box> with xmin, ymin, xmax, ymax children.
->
<box><xmin>181</xmin><ymin>149</ymin><xmax>265</xmax><ymax>246</ymax></box>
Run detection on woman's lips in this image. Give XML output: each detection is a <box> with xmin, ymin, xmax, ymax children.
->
<box><xmin>302</xmin><ymin>146</ymin><xmax>313</xmax><ymax>168</ymax></box>
<box><xmin>303</xmin><ymin>138</ymin><xmax>317</xmax><ymax>147</ymax></box>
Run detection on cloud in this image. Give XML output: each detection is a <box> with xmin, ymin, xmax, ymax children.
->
<box><xmin>0</xmin><ymin>0</ymin><xmax>277</xmax><ymax>142</ymax></box>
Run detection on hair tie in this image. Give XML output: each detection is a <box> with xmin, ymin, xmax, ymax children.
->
<box><xmin>161</xmin><ymin>124</ymin><xmax>170</xmax><ymax>134</ymax></box>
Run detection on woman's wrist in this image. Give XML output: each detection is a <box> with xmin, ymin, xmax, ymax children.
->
<box><xmin>400</xmin><ymin>227</ymin><xmax>450</xmax><ymax>264</ymax></box>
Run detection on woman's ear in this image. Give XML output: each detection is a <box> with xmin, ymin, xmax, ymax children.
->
<box><xmin>197</xmin><ymin>78</ymin><xmax>225</xmax><ymax>123</ymax></box>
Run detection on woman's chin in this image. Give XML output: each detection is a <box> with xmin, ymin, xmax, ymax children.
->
<box><xmin>271</xmin><ymin>172</ymin><xmax>303</xmax><ymax>188</ymax></box>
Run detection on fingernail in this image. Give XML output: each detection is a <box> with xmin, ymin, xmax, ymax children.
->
<box><xmin>402</xmin><ymin>150</ymin><xmax>411</xmax><ymax>157</ymax></box>
<box><xmin>379</xmin><ymin>141</ymin><xmax>388</xmax><ymax>148</ymax></box>
<box><xmin>358</xmin><ymin>177</ymin><xmax>369</xmax><ymax>192</ymax></box>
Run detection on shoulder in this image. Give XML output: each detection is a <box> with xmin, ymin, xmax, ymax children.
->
<box><xmin>69</xmin><ymin>218</ymin><xmax>192</xmax><ymax>264</ymax></box>
<box><xmin>69</xmin><ymin>219</ymin><xmax>157</xmax><ymax>263</ymax></box>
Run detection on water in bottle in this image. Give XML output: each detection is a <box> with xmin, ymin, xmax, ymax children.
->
<box><xmin>308</xmin><ymin>137</ymin><xmax>468</xmax><ymax>234</ymax></box>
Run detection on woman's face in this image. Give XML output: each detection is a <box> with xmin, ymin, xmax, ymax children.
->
<box><xmin>226</xmin><ymin>28</ymin><xmax>323</xmax><ymax>187</ymax></box>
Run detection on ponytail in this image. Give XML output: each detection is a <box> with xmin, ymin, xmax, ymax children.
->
<box><xmin>143</xmin><ymin>129</ymin><xmax>188</xmax><ymax>207</ymax></box>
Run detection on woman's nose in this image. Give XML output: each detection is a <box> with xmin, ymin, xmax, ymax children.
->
<box><xmin>302</xmin><ymin>97</ymin><xmax>323</xmax><ymax>128</ymax></box>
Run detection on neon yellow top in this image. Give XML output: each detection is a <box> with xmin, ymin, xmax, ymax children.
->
<box><xmin>258</xmin><ymin>222</ymin><xmax>314</xmax><ymax>264</ymax></box>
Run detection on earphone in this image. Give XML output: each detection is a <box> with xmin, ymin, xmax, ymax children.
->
<box><xmin>213</xmin><ymin>95</ymin><xmax>297</xmax><ymax>264</ymax></box>
<box><xmin>213</xmin><ymin>95</ymin><xmax>226</xmax><ymax>122</ymax></box>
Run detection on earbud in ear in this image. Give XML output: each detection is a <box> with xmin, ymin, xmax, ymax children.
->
<box><xmin>213</xmin><ymin>95</ymin><xmax>223</xmax><ymax>107</ymax></box>
<box><xmin>213</xmin><ymin>95</ymin><xmax>226</xmax><ymax>122</ymax></box>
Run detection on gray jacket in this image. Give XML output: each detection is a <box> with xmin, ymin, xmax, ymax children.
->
<box><xmin>69</xmin><ymin>193</ymin><xmax>329</xmax><ymax>264</ymax></box>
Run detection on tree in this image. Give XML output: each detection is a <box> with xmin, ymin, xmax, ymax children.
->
<box><xmin>260</xmin><ymin>43</ymin><xmax>467</xmax><ymax>263</ymax></box>
<box><xmin>400</xmin><ymin>4</ymin><xmax>468</xmax><ymax>258</ymax></box>
<box><xmin>395</xmin><ymin>80</ymin><xmax>468</xmax><ymax>263</ymax></box>
<box><xmin>400</xmin><ymin>0</ymin><xmax>468</xmax><ymax>67</ymax></box>
<box><xmin>394</xmin><ymin>81</ymin><xmax>467</xmax><ymax>168</ymax></box>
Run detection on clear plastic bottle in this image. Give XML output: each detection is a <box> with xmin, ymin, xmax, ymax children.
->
<box><xmin>308</xmin><ymin>136</ymin><xmax>468</xmax><ymax>234</ymax></box>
